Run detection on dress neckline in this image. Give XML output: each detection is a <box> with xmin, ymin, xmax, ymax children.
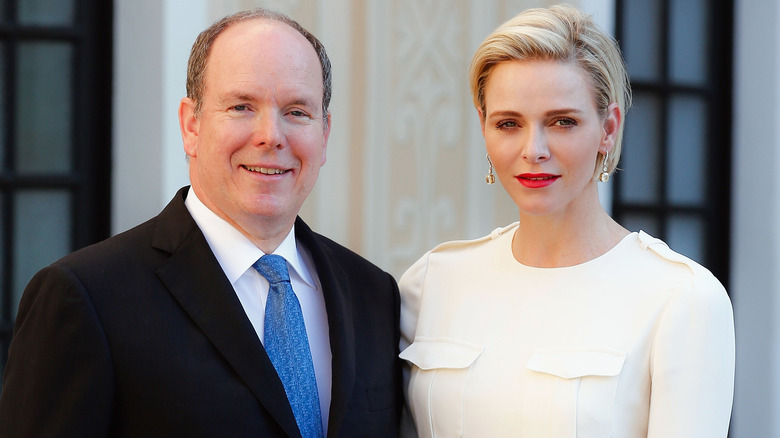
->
<box><xmin>499</xmin><ymin>225</ymin><xmax>638</xmax><ymax>272</ymax></box>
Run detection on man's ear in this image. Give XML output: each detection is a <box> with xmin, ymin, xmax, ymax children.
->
<box><xmin>179</xmin><ymin>97</ymin><xmax>200</xmax><ymax>157</ymax></box>
<box><xmin>320</xmin><ymin>112</ymin><xmax>331</xmax><ymax>166</ymax></box>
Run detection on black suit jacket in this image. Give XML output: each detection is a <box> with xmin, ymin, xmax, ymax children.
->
<box><xmin>0</xmin><ymin>187</ymin><xmax>402</xmax><ymax>437</ymax></box>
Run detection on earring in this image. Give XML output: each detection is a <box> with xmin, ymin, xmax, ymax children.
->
<box><xmin>599</xmin><ymin>151</ymin><xmax>610</xmax><ymax>182</ymax></box>
<box><xmin>485</xmin><ymin>154</ymin><xmax>495</xmax><ymax>184</ymax></box>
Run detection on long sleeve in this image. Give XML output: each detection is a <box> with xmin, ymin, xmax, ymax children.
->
<box><xmin>647</xmin><ymin>271</ymin><xmax>735</xmax><ymax>437</ymax></box>
<box><xmin>399</xmin><ymin>252</ymin><xmax>429</xmax><ymax>353</ymax></box>
<box><xmin>398</xmin><ymin>252</ymin><xmax>430</xmax><ymax>438</ymax></box>
<box><xmin>0</xmin><ymin>264</ymin><xmax>114</xmax><ymax>437</ymax></box>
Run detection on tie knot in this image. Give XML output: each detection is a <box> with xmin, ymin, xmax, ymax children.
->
<box><xmin>253</xmin><ymin>254</ymin><xmax>290</xmax><ymax>284</ymax></box>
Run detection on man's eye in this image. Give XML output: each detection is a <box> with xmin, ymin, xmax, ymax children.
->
<box><xmin>290</xmin><ymin>110</ymin><xmax>308</xmax><ymax>117</ymax></box>
<box><xmin>231</xmin><ymin>104</ymin><xmax>248</xmax><ymax>111</ymax></box>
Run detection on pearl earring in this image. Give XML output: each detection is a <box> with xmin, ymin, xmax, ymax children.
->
<box><xmin>599</xmin><ymin>151</ymin><xmax>610</xmax><ymax>182</ymax></box>
<box><xmin>485</xmin><ymin>154</ymin><xmax>495</xmax><ymax>184</ymax></box>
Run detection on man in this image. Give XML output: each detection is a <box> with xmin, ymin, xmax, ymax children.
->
<box><xmin>0</xmin><ymin>9</ymin><xmax>402</xmax><ymax>437</ymax></box>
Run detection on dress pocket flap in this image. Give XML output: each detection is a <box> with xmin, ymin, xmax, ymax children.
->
<box><xmin>399</xmin><ymin>338</ymin><xmax>484</xmax><ymax>370</ymax></box>
<box><xmin>526</xmin><ymin>348</ymin><xmax>626</xmax><ymax>379</ymax></box>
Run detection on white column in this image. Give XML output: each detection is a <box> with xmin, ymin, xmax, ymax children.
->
<box><xmin>731</xmin><ymin>0</ymin><xmax>780</xmax><ymax>436</ymax></box>
<box><xmin>309</xmin><ymin>0</ymin><xmax>352</xmax><ymax>244</ymax></box>
<box><xmin>362</xmin><ymin>0</ymin><xmax>393</xmax><ymax>269</ymax></box>
<box><xmin>112</xmin><ymin>0</ymin><xmax>207</xmax><ymax>234</ymax></box>
<box><xmin>161</xmin><ymin>1</ymin><xmax>207</xmax><ymax>204</ymax></box>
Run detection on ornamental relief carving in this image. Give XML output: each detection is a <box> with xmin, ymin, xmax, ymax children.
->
<box><xmin>386</xmin><ymin>0</ymin><xmax>469</xmax><ymax>274</ymax></box>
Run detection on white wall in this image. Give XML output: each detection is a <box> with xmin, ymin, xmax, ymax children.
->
<box><xmin>112</xmin><ymin>0</ymin><xmax>207</xmax><ymax>233</ymax></box>
<box><xmin>730</xmin><ymin>0</ymin><xmax>780</xmax><ymax>436</ymax></box>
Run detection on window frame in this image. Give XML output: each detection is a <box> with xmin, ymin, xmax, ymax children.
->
<box><xmin>0</xmin><ymin>0</ymin><xmax>113</xmax><ymax>383</ymax></box>
<box><xmin>612</xmin><ymin>0</ymin><xmax>733</xmax><ymax>286</ymax></box>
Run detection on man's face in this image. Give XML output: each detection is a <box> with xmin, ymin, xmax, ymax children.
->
<box><xmin>180</xmin><ymin>19</ymin><xmax>329</xmax><ymax>241</ymax></box>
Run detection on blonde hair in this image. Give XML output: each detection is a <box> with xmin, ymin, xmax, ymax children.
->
<box><xmin>469</xmin><ymin>4</ymin><xmax>631</xmax><ymax>177</ymax></box>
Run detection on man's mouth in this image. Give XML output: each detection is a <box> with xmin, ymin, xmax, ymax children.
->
<box><xmin>242</xmin><ymin>165</ymin><xmax>287</xmax><ymax>175</ymax></box>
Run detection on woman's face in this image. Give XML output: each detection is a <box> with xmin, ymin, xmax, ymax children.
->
<box><xmin>480</xmin><ymin>59</ymin><xmax>619</xmax><ymax>220</ymax></box>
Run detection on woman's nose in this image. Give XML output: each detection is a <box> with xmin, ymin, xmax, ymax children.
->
<box><xmin>522</xmin><ymin>126</ymin><xmax>550</xmax><ymax>162</ymax></box>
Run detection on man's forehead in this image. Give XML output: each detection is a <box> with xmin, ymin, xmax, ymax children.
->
<box><xmin>214</xmin><ymin>18</ymin><xmax>309</xmax><ymax>54</ymax></box>
<box><xmin>200</xmin><ymin>18</ymin><xmax>323</xmax><ymax>106</ymax></box>
<box><xmin>206</xmin><ymin>18</ymin><xmax>320</xmax><ymax>78</ymax></box>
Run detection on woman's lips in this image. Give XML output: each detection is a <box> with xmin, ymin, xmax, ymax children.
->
<box><xmin>515</xmin><ymin>173</ymin><xmax>559</xmax><ymax>188</ymax></box>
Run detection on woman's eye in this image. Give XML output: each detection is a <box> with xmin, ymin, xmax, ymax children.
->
<box><xmin>555</xmin><ymin>118</ymin><xmax>577</xmax><ymax>127</ymax></box>
<box><xmin>496</xmin><ymin>120</ymin><xmax>518</xmax><ymax>130</ymax></box>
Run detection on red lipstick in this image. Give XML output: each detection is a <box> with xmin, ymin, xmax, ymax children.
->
<box><xmin>516</xmin><ymin>173</ymin><xmax>559</xmax><ymax>188</ymax></box>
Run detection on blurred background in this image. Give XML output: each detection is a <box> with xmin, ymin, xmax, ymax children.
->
<box><xmin>0</xmin><ymin>0</ymin><xmax>774</xmax><ymax>435</ymax></box>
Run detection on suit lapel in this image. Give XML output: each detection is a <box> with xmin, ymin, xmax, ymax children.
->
<box><xmin>152</xmin><ymin>188</ymin><xmax>302</xmax><ymax>438</ymax></box>
<box><xmin>295</xmin><ymin>218</ymin><xmax>356</xmax><ymax>438</ymax></box>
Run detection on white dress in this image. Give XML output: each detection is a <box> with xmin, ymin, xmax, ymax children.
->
<box><xmin>399</xmin><ymin>223</ymin><xmax>735</xmax><ymax>438</ymax></box>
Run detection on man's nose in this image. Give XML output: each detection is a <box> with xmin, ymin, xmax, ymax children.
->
<box><xmin>253</xmin><ymin>112</ymin><xmax>283</xmax><ymax>148</ymax></box>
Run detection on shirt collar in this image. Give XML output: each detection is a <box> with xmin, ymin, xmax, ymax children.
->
<box><xmin>184</xmin><ymin>187</ymin><xmax>316</xmax><ymax>288</ymax></box>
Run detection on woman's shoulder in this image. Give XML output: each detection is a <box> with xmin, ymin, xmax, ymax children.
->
<box><xmin>631</xmin><ymin>231</ymin><xmax>714</xmax><ymax>277</ymax></box>
<box><xmin>625</xmin><ymin>231</ymin><xmax>729</xmax><ymax>303</ymax></box>
<box><xmin>427</xmin><ymin>222</ymin><xmax>518</xmax><ymax>256</ymax></box>
<box><xmin>399</xmin><ymin>222</ymin><xmax>517</xmax><ymax>295</ymax></box>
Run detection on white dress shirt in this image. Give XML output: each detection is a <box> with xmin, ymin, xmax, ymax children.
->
<box><xmin>185</xmin><ymin>188</ymin><xmax>332</xmax><ymax>432</ymax></box>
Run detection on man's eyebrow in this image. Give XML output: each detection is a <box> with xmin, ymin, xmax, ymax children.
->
<box><xmin>216</xmin><ymin>91</ymin><xmax>322</xmax><ymax>114</ymax></box>
<box><xmin>218</xmin><ymin>92</ymin><xmax>255</xmax><ymax>104</ymax></box>
<box><xmin>288</xmin><ymin>98</ymin><xmax>317</xmax><ymax>108</ymax></box>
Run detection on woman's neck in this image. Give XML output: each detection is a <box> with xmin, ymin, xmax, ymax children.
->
<box><xmin>511</xmin><ymin>207</ymin><xmax>629</xmax><ymax>268</ymax></box>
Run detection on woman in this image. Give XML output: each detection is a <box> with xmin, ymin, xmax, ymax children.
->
<box><xmin>399</xmin><ymin>5</ymin><xmax>735</xmax><ymax>437</ymax></box>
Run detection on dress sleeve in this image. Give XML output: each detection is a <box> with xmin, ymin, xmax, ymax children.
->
<box><xmin>647</xmin><ymin>270</ymin><xmax>735</xmax><ymax>437</ymax></box>
<box><xmin>398</xmin><ymin>252</ymin><xmax>430</xmax><ymax>352</ymax></box>
<box><xmin>398</xmin><ymin>252</ymin><xmax>430</xmax><ymax>438</ymax></box>
<box><xmin>0</xmin><ymin>264</ymin><xmax>114</xmax><ymax>436</ymax></box>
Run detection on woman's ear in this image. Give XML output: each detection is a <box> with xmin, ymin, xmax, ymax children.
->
<box><xmin>602</xmin><ymin>102</ymin><xmax>622</xmax><ymax>151</ymax></box>
<box><xmin>478</xmin><ymin>108</ymin><xmax>486</xmax><ymax>137</ymax></box>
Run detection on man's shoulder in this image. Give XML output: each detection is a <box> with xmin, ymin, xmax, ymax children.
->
<box><xmin>295</xmin><ymin>218</ymin><xmax>390</xmax><ymax>277</ymax></box>
<box><xmin>56</xmin><ymin>188</ymin><xmax>197</xmax><ymax>272</ymax></box>
<box><xmin>52</xmin><ymin>213</ymin><xmax>160</xmax><ymax>277</ymax></box>
<box><xmin>300</xmin><ymin>225</ymin><xmax>374</xmax><ymax>264</ymax></box>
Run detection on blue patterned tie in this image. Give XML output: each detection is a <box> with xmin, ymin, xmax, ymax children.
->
<box><xmin>254</xmin><ymin>254</ymin><xmax>324</xmax><ymax>438</ymax></box>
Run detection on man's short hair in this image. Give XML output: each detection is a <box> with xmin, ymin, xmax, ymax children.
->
<box><xmin>186</xmin><ymin>8</ymin><xmax>332</xmax><ymax>120</ymax></box>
